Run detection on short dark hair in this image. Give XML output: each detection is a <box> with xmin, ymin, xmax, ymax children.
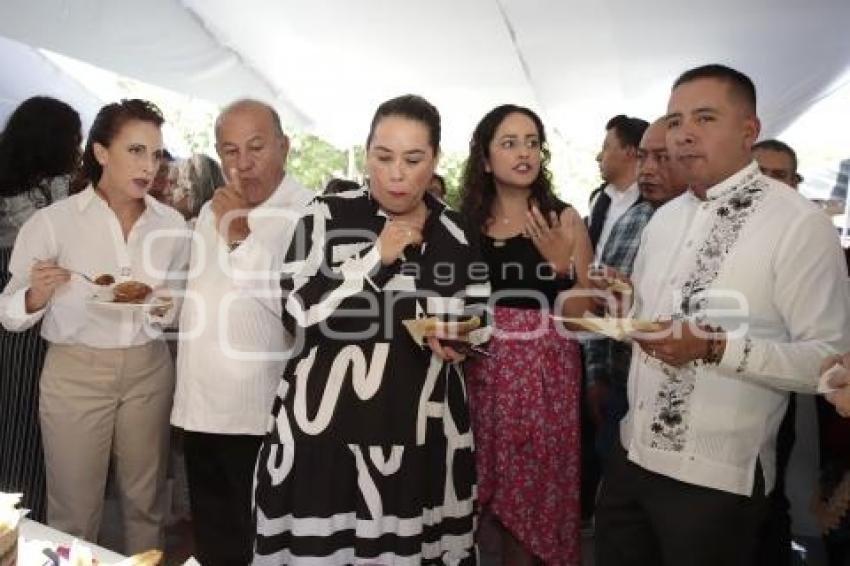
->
<box><xmin>366</xmin><ymin>94</ymin><xmax>441</xmax><ymax>155</ymax></box>
<box><xmin>0</xmin><ymin>96</ymin><xmax>82</xmax><ymax>197</ymax></box>
<box><xmin>752</xmin><ymin>139</ymin><xmax>798</xmax><ymax>173</ymax></box>
<box><xmin>673</xmin><ymin>64</ymin><xmax>757</xmax><ymax>114</ymax></box>
<box><xmin>323</xmin><ymin>177</ymin><xmax>360</xmax><ymax>195</ymax></box>
<box><xmin>80</xmin><ymin>99</ymin><xmax>165</xmax><ymax>187</ymax></box>
<box><xmin>605</xmin><ymin>114</ymin><xmax>649</xmax><ymax>150</ymax></box>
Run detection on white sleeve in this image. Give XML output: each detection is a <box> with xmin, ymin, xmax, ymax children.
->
<box><xmin>0</xmin><ymin>211</ymin><xmax>58</xmax><ymax>331</ymax></box>
<box><xmin>229</xmin><ymin>205</ymin><xmax>307</xmax><ymax>318</ymax></box>
<box><xmin>145</xmin><ymin>221</ymin><xmax>193</xmax><ymax>328</ymax></box>
<box><xmin>718</xmin><ymin>212</ymin><xmax>850</xmax><ymax>392</ymax></box>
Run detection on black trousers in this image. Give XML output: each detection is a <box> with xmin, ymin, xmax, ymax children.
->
<box><xmin>183</xmin><ymin>430</ymin><xmax>263</xmax><ymax>566</ymax></box>
<box><xmin>595</xmin><ymin>442</ymin><xmax>768</xmax><ymax>566</ymax></box>
<box><xmin>755</xmin><ymin>394</ymin><xmax>796</xmax><ymax>566</ymax></box>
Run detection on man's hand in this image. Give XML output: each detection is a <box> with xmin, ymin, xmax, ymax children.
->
<box><xmin>633</xmin><ymin>320</ymin><xmax>722</xmax><ymax>368</ymax></box>
<box><xmin>823</xmin><ymin>353</ymin><xmax>850</xmax><ymax>417</ymax></box>
<box><xmin>25</xmin><ymin>259</ymin><xmax>70</xmax><ymax>313</ymax></box>
<box><xmin>210</xmin><ymin>168</ymin><xmax>251</xmax><ymax>245</ymax></box>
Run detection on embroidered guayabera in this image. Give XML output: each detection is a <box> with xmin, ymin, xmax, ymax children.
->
<box><xmin>649</xmin><ymin>170</ymin><xmax>767</xmax><ymax>451</ymax></box>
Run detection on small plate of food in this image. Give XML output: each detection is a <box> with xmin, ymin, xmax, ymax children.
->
<box><xmin>402</xmin><ymin>315</ymin><xmax>490</xmax><ymax>357</ymax></box>
<box><xmin>552</xmin><ymin>316</ymin><xmax>662</xmax><ymax>341</ymax></box>
<box><xmin>87</xmin><ymin>281</ymin><xmax>173</xmax><ymax>311</ymax></box>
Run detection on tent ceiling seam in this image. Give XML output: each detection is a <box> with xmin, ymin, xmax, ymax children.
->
<box><xmin>178</xmin><ymin>0</ymin><xmax>312</xmax><ymax>128</ymax></box>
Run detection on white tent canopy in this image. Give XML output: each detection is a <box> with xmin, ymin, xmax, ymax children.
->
<box><xmin>1</xmin><ymin>0</ymin><xmax>849</xmax><ymax>152</ymax></box>
<box><xmin>187</xmin><ymin>0</ymin><xmax>850</xmax><ymax>151</ymax></box>
<box><xmin>0</xmin><ymin>34</ymin><xmax>102</xmax><ymax>130</ymax></box>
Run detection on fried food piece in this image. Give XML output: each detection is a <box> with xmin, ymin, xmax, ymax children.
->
<box><xmin>112</xmin><ymin>281</ymin><xmax>152</xmax><ymax>303</ymax></box>
<box><xmin>94</xmin><ymin>274</ymin><xmax>115</xmax><ymax>286</ymax></box>
<box><xmin>120</xmin><ymin>549</ymin><xmax>164</xmax><ymax>565</ymax></box>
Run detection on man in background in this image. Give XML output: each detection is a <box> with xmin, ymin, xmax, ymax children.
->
<box><xmin>753</xmin><ymin>139</ymin><xmax>802</xmax><ymax>188</ymax></box>
<box><xmin>586</xmin><ymin>117</ymin><xmax>688</xmax><ymax>464</ymax></box>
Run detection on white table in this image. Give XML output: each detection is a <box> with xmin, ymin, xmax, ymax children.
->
<box><xmin>18</xmin><ymin>518</ymin><xmax>126</xmax><ymax>562</ymax></box>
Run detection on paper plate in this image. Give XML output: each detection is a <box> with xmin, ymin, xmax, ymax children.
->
<box><xmin>552</xmin><ymin>316</ymin><xmax>662</xmax><ymax>341</ymax></box>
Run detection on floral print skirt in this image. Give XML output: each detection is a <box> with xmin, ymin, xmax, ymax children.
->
<box><xmin>466</xmin><ymin>306</ymin><xmax>581</xmax><ymax>565</ymax></box>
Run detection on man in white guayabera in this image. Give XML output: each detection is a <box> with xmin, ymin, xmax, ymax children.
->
<box><xmin>170</xmin><ymin>99</ymin><xmax>313</xmax><ymax>565</ymax></box>
<box><xmin>594</xmin><ymin>64</ymin><xmax>850</xmax><ymax>566</ymax></box>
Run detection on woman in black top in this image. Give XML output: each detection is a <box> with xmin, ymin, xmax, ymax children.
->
<box><xmin>252</xmin><ymin>95</ymin><xmax>489</xmax><ymax>564</ymax></box>
<box><xmin>460</xmin><ymin>104</ymin><xmax>592</xmax><ymax>565</ymax></box>
<box><xmin>0</xmin><ymin>96</ymin><xmax>81</xmax><ymax>521</ymax></box>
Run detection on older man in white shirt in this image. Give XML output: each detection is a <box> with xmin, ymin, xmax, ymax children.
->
<box><xmin>170</xmin><ymin>99</ymin><xmax>312</xmax><ymax>565</ymax></box>
<box><xmin>594</xmin><ymin>65</ymin><xmax>850</xmax><ymax>566</ymax></box>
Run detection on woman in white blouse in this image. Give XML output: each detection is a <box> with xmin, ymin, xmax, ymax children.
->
<box><xmin>0</xmin><ymin>99</ymin><xmax>189</xmax><ymax>554</ymax></box>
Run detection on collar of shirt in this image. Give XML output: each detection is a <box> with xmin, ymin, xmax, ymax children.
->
<box><xmin>604</xmin><ymin>181</ymin><xmax>639</xmax><ymax>203</ymax></box>
<box><xmin>245</xmin><ymin>174</ymin><xmax>313</xmax><ymax>239</ymax></box>
<box><xmin>248</xmin><ymin>174</ymin><xmax>312</xmax><ymax>223</ymax></box>
<box><xmin>76</xmin><ymin>184</ymin><xmax>171</xmax><ymax>219</ymax></box>
<box><xmin>703</xmin><ymin>160</ymin><xmax>761</xmax><ymax>202</ymax></box>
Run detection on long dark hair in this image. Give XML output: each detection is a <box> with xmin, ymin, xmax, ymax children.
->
<box><xmin>459</xmin><ymin>104</ymin><xmax>559</xmax><ymax>235</ymax></box>
<box><xmin>75</xmin><ymin>99</ymin><xmax>164</xmax><ymax>191</ymax></box>
<box><xmin>0</xmin><ymin>96</ymin><xmax>81</xmax><ymax>197</ymax></box>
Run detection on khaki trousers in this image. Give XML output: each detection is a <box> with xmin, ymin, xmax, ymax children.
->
<box><xmin>39</xmin><ymin>341</ymin><xmax>174</xmax><ymax>554</ymax></box>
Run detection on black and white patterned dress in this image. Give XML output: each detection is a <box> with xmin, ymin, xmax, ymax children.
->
<box><xmin>253</xmin><ymin>188</ymin><xmax>489</xmax><ymax>565</ymax></box>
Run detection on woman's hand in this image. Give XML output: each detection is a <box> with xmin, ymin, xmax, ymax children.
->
<box><xmin>25</xmin><ymin>259</ymin><xmax>70</xmax><ymax>313</ymax></box>
<box><xmin>524</xmin><ymin>206</ymin><xmax>575</xmax><ymax>276</ymax></box>
<box><xmin>426</xmin><ymin>336</ymin><xmax>466</xmax><ymax>363</ymax></box>
<box><xmin>377</xmin><ymin>220</ymin><xmax>423</xmax><ymax>265</ymax></box>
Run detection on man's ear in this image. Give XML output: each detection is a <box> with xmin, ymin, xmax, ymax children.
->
<box><xmin>742</xmin><ymin>116</ymin><xmax>761</xmax><ymax>149</ymax></box>
<box><xmin>279</xmin><ymin>135</ymin><xmax>291</xmax><ymax>161</ymax></box>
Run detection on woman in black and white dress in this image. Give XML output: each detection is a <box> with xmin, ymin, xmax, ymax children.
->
<box><xmin>0</xmin><ymin>96</ymin><xmax>81</xmax><ymax>522</ymax></box>
<box><xmin>253</xmin><ymin>95</ymin><xmax>489</xmax><ymax>564</ymax></box>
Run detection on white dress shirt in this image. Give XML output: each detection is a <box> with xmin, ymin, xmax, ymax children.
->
<box><xmin>621</xmin><ymin>162</ymin><xmax>850</xmax><ymax>496</ymax></box>
<box><xmin>170</xmin><ymin>175</ymin><xmax>313</xmax><ymax>435</ymax></box>
<box><xmin>595</xmin><ymin>182</ymin><xmax>639</xmax><ymax>259</ymax></box>
<box><xmin>0</xmin><ymin>187</ymin><xmax>190</xmax><ymax>347</ymax></box>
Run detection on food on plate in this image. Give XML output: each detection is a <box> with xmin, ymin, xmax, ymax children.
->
<box><xmin>111</xmin><ymin>281</ymin><xmax>152</xmax><ymax>304</ymax></box>
<box><xmin>555</xmin><ymin>316</ymin><xmax>662</xmax><ymax>341</ymax></box>
<box><xmin>402</xmin><ymin>316</ymin><xmax>482</xmax><ymax>345</ymax></box>
<box><xmin>93</xmin><ymin>274</ymin><xmax>115</xmax><ymax>286</ymax></box>
<box><xmin>0</xmin><ymin>493</ymin><xmax>23</xmax><ymax>566</ymax></box>
<box><xmin>606</xmin><ymin>278</ymin><xmax>632</xmax><ymax>294</ymax></box>
<box><xmin>117</xmin><ymin>549</ymin><xmax>163</xmax><ymax>565</ymax></box>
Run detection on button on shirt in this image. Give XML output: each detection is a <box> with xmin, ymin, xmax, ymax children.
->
<box><xmin>595</xmin><ymin>182</ymin><xmax>639</xmax><ymax>260</ymax></box>
<box><xmin>622</xmin><ymin>162</ymin><xmax>850</xmax><ymax>496</ymax></box>
<box><xmin>0</xmin><ymin>187</ymin><xmax>190</xmax><ymax>347</ymax></box>
<box><xmin>170</xmin><ymin>175</ymin><xmax>314</xmax><ymax>435</ymax></box>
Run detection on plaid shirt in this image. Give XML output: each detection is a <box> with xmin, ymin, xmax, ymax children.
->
<box><xmin>584</xmin><ymin>202</ymin><xmax>655</xmax><ymax>388</ymax></box>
